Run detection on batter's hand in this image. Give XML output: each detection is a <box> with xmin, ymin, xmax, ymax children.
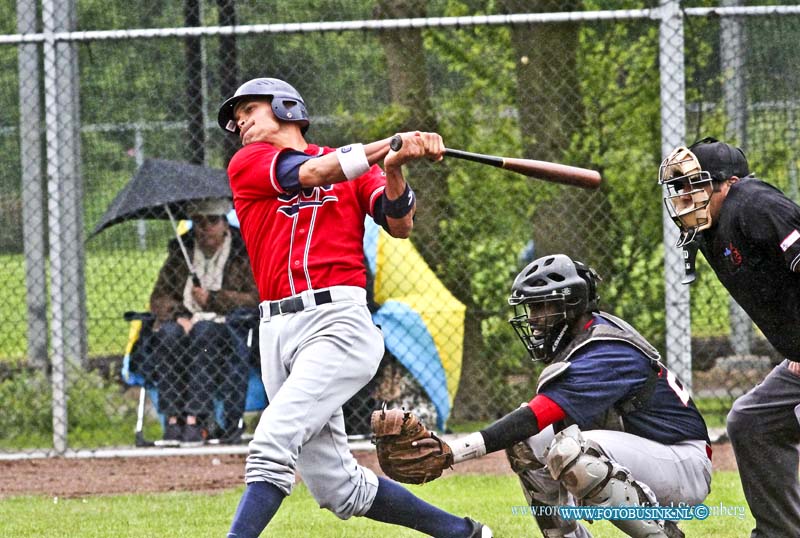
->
<box><xmin>384</xmin><ymin>131</ymin><xmax>445</xmax><ymax>169</ymax></box>
<box><xmin>788</xmin><ymin>361</ymin><xmax>800</xmax><ymax>377</ymax></box>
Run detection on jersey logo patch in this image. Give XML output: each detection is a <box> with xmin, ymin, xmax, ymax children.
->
<box><xmin>723</xmin><ymin>242</ymin><xmax>743</xmax><ymax>270</ymax></box>
<box><xmin>780</xmin><ymin>229</ymin><xmax>800</xmax><ymax>252</ymax></box>
<box><xmin>276</xmin><ymin>186</ymin><xmax>338</xmax><ymax>217</ymax></box>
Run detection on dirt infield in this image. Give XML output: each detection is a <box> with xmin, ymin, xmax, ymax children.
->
<box><xmin>0</xmin><ymin>443</ymin><xmax>736</xmax><ymax>499</ymax></box>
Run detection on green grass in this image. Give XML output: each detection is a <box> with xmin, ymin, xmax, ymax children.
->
<box><xmin>1</xmin><ymin>472</ymin><xmax>752</xmax><ymax>538</ymax></box>
<box><xmin>0</xmin><ymin>249</ymin><xmax>165</xmax><ymax>362</ymax></box>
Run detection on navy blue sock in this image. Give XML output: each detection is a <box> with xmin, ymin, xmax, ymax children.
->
<box><xmin>364</xmin><ymin>477</ymin><xmax>472</xmax><ymax>538</ymax></box>
<box><xmin>227</xmin><ymin>481</ymin><xmax>285</xmax><ymax>538</ymax></box>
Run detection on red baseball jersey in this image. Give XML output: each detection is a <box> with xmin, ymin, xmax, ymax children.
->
<box><xmin>227</xmin><ymin>141</ymin><xmax>386</xmax><ymax>301</ymax></box>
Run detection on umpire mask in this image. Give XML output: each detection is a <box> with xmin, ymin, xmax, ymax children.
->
<box><xmin>508</xmin><ymin>255</ymin><xmax>600</xmax><ymax>363</ymax></box>
<box><xmin>658</xmin><ymin>146</ymin><xmax>713</xmax><ymax>247</ymax></box>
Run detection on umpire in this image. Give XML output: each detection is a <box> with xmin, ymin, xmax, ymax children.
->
<box><xmin>659</xmin><ymin>137</ymin><xmax>800</xmax><ymax>537</ymax></box>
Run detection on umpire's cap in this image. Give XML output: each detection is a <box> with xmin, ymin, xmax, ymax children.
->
<box><xmin>688</xmin><ymin>137</ymin><xmax>749</xmax><ymax>182</ymax></box>
<box><xmin>217</xmin><ymin>78</ymin><xmax>310</xmax><ymax>135</ymax></box>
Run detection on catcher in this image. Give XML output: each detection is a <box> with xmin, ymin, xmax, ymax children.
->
<box><xmin>373</xmin><ymin>254</ymin><xmax>711</xmax><ymax>538</ymax></box>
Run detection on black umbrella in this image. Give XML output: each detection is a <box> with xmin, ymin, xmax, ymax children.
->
<box><xmin>91</xmin><ymin>158</ymin><xmax>231</xmax><ymax>236</ymax></box>
<box><xmin>91</xmin><ymin>158</ymin><xmax>233</xmax><ymax>286</ymax></box>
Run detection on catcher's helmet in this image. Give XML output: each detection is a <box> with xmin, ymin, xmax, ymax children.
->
<box><xmin>658</xmin><ymin>137</ymin><xmax>749</xmax><ymax>246</ymax></box>
<box><xmin>508</xmin><ymin>254</ymin><xmax>600</xmax><ymax>363</ymax></box>
<box><xmin>217</xmin><ymin>77</ymin><xmax>310</xmax><ymax>135</ymax></box>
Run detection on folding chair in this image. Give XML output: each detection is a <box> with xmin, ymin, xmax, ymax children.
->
<box><xmin>121</xmin><ymin>309</ymin><xmax>267</xmax><ymax>447</ymax></box>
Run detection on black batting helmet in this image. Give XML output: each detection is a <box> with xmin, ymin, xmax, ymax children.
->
<box><xmin>508</xmin><ymin>254</ymin><xmax>600</xmax><ymax>362</ymax></box>
<box><xmin>217</xmin><ymin>77</ymin><xmax>310</xmax><ymax>135</ymax></box>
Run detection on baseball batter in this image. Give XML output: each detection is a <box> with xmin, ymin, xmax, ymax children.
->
<box><xmin>216</xmin><ymin>77</ymin><xmax>491</xmax><ymax>538</ymax></box>
<box><xmin>660</xmin><ymin>137</ymin><xmax>800</xmax><ymax>537</ymax></box>
<box><xmin>375</xmin><ymin>254</ymin><xmax>711</xmax><ymax>538</ymax></box>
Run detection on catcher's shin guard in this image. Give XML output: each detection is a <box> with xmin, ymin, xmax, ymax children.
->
<box><xmin>545</xmin><ymin>425</ymin><xmax>669</xmax><ymax>538</ymax></box>
<box><xmin>506</xmin><ymin>442</ymin><xmax>587</xmax><ymax>538</ymax></box>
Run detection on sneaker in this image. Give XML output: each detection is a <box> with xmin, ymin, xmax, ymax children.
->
<box><xmin>465</xmin><ymin>518</ymin><xmax>493</xmax><ymax>538</ymax></box>
<box><xmin>207</xmin><ymin>426</ymin><xmax>245</xmax><ymax>446</ymax></box>
<box><xmin>163</xmin><ymin>422</ymin><xmax>182</xmax><ymax>442</ymax></box>
<box><xmin>181</xmin><ymin>423</ymin><xmax>206</xmax><ymax>446</ymax></box>
<box><xmin>220</xmin><ymin>426</ymin><xmax>245</xmax><ymax>445</ymax></box>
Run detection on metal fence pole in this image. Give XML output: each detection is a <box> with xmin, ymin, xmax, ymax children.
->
<box><xmin>658</xmin><ymin>0</ymin><xmax>693</xmax><ymax>391</ymax></box>
<box><xmin>42</xmin><ymin>0</ymin><xmax>84</xmax><ymax>454</ymax></box>
<box><xmin>721</xmin><ymin>0</ymin><xmax>754</xmax><ymax>357</ymax></box>
<box><xmin>17</xmin><ymin>0</ymin><xmax>48</xmax><ymax>370</ymax></box>
<box><xmin>134</xmin><ymin>128</ymin><xmax>147</xmax><ymax>250</ymax></box>
<box><xmin>790</xmin><ymin>109</ymin><xmax>799</xmax><ymax>201</ymax></box>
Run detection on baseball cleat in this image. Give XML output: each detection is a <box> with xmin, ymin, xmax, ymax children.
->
<box><xmin>465</xmin><ymin>517</ymin><xmax>493</xmax><ymax>537</ymax></box>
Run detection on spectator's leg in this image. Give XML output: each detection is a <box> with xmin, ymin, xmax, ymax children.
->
<box><xmin>727</xmin><ymin>360</ymin><xmax>800</xmax><ymax>538</ymax></box>
<box><xmin>218</xmin><ymin>320</ymin><xmax>249</xmax><ymax>437</ymax></box>
<box><xmin>185</xmin><ymin>320</ymin><xmax>227</xmax><ymax>424</ymax></box>
<box><xmin>150</xmin><ymin>321</ymin><xmax>189</xmax><ymax>421</ymax></box>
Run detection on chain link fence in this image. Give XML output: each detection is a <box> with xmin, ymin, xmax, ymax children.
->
<box><xmin>1</xmin><ymin>0</ymin><xmax>798</xmax><ymax>456</ymax></box>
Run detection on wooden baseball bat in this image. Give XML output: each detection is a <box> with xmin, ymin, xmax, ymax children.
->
<box><xmin>389</xmin><ymin>135</ymin><xmax>601</xmax><ymax>190</ymax></box>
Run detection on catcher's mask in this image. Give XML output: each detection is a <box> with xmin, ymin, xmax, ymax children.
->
<box><xmin>508</xmin><ymin>254</ymin><xmax>600</xmax><ymax>363</ymax></box>
<box><xmin>659</xmin><ymin>137</ymin><xmax>749</xmax><ymax>246</ymax></box>
<box><xmin>217</xmin><ymin>77</ymin><xmax>310</xmax><ymax>135</ymax></box>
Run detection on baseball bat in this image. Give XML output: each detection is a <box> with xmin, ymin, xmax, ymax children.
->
<box><xmin>389</xmin><ymin>135</ymin><xmax>601</xmax><ymax>190</ymax></box>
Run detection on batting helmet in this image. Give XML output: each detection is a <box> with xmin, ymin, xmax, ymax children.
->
<box><xmin>508</xmin><ymin>254</ymin><xmax>600</xmax><ymax>362</ymax></box>
<box><xmin>217</xmin><ymin>77</ymin><xmax>310</xmax><ymax>135</ymax></box>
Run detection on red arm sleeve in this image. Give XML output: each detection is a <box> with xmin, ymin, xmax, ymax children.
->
<box><xmin>529</xmin><ymin>394</ymin><xmax>566</xmax><ymax>430</ymax></box>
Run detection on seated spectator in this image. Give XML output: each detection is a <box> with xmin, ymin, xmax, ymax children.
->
<box><xmin>142</xmin><ymin>197</ymin><xmax>259</xmax><ymax>445</ymax></box>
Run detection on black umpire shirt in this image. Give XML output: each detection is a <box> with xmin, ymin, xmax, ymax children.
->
<box><xmin>698</xmin><ymin>177</ymin><xmax>800</xmax><ymax>361</ymax></box>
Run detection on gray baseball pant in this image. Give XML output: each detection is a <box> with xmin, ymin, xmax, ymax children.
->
<box><xmin>727</xmin><ymin>359</ymin><xmax>800</xmax><ymax>538</ymax></box>
<box><xmin>246</xmin><ymin>287</ymin><xmax>384</xmax><ymax>519</ymax></box>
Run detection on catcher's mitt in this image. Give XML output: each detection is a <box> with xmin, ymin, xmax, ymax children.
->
<box><xmin>370</xmin><ymin>408</ymin><xmax>453</xmax><ymax>484</ymax></box>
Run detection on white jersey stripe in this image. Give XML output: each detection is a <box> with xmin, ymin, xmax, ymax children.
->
<box><xmin>790</xmin><ymin>251</ymin><xmax>800</xmax><ymax>273</ymax></box>
<box><xmin>302</xmin><ymin>189</ymin><xmax>319</xmax><ymax>290</ymax></box>
<box><xmin>269</xmin><ymin>152</ymin><xmax>283</xmax><ymax>193</ymax></box>
<box><xmin>369</xmin><ymin>185</ymin><xmax>385</xmax><ymax>213</ymax></box>
<box><xmin>287</xmin><ymin>209</ymin><xmax>299</xmax><ymax>296</ymax></box>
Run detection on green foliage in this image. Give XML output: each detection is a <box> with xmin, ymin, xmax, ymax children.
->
<box><xmin>66</xmin><ymin>367</ymin><xmax>140</xmax><ymax>447</ymax></box>
<box><xmin>571</xmin><ymin>21</ymin><xmax>664</xmax><ymax>336</ymax></box>
<box><xmin>0</xmin><ymin>367</ymin><xmax>138</xmax><ymax>449</ymax></box>
<box><xmin>0</xmin><ymin>369</ymin><xmax>52</xmax><ymax>448</ymax></box>
<box><xmin>0</xmin><ymin>249</ymin><xmax>163</xmax><ymax>362</ymax></box>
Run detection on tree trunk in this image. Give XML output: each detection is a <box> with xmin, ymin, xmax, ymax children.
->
<box><xmin>373</xmin><ymin>0</ymin><xmax>490</xmax><ymax>422</ymax></box>
<box><xmin>500</xmin><ymin>0</ymin><xmax>613</xmax><ymax>278</ymax></box>
<box><xmin>373</xmin><ymin>0</ymin><xmax>446</xmax><ymax>265</ymax></box>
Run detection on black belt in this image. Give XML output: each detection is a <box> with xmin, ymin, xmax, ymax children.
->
<box><xmin>260</xmin><ymin>290</ymin><xmax>333</xmax><ymax>317</ymax></box>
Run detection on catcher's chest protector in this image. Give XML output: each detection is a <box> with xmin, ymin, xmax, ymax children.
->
<box><xmin>536</xmin><ymin>311</ymin><xmax>663</xmax><ymax>432</ymax></box>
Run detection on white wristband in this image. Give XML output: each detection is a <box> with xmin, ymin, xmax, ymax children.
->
<box><xmin>336</xmin><ymin>143</ymin><xmax>370</xmax><ymax>180</ymax></box>
<box><xmin>449</xmin><ymin>432</ymin><xmax>487</xmax><ymax>464</ymax></box>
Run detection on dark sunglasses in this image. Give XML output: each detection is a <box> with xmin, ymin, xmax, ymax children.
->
<box><xmin>193</xmin><ymin>215</ymin><xmax>224</xmax><ymax>226</ymax></box>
